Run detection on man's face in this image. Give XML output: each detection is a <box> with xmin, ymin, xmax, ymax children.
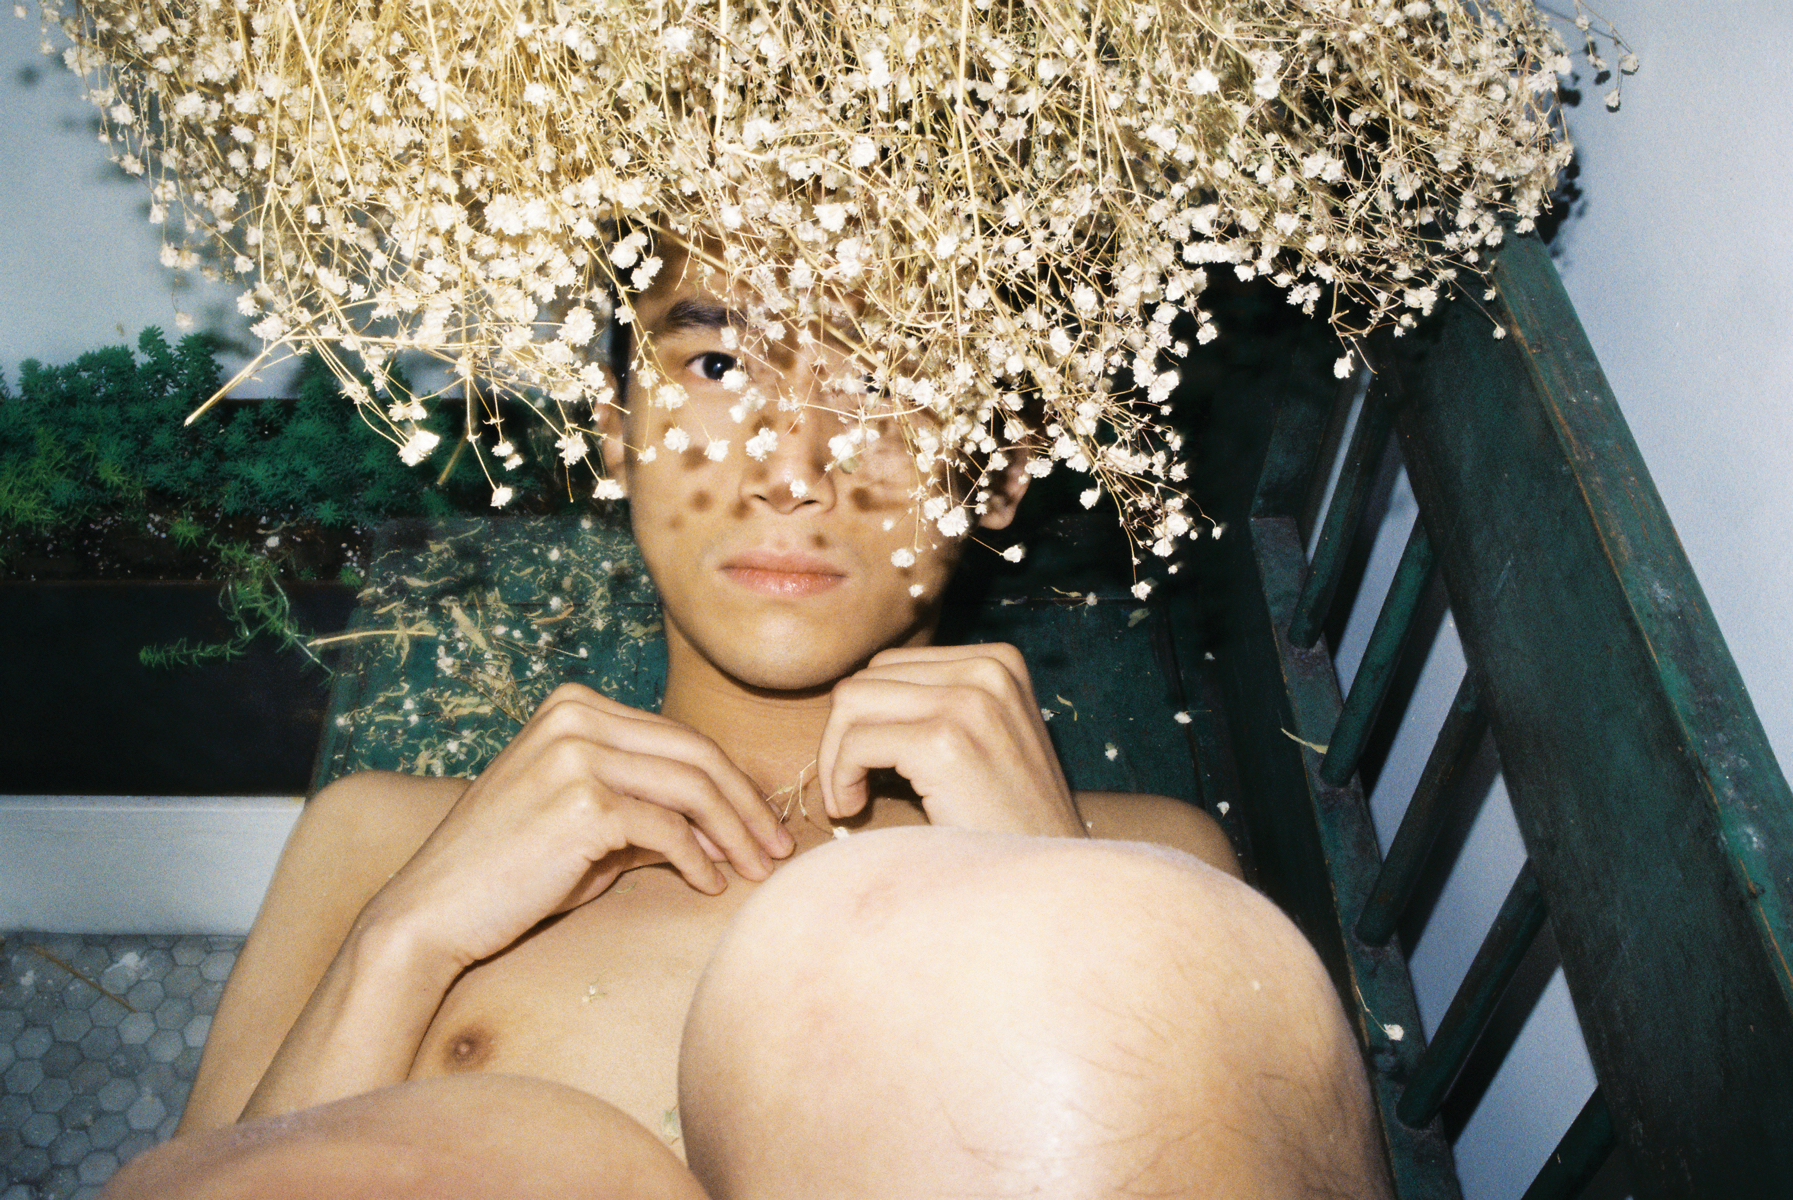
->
<box><xmin>602</xmin><ymin>249</ymin><xmax>1022</xmax><ymax>694</ymax></box>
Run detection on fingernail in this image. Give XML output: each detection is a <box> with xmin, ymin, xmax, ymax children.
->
<box><xmin>775</xmin><ymin>826</ymin><xmax>795</xmax><ymax>854</ymax></box>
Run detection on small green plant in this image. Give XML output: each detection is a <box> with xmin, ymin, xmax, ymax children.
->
<box><xmin>169</xmin><ymin>514</ymin><xmax>204</xmax><ymax>548</ymax></box>
<box><xmin>139</xmin><ymin>530</ymin><xmax>324</xmax><ymax>669</ymax></box>
<box><xmin>1</xmin><ymin>328</ymin><xmax>571</xmax><ymax>554</ymax></box>
<box><xmin>0</xmin><ymin>428</ymin><xmax>86</xmax><ymax>536</ymax></box>
<box><xmin>3</xmin><ymin>328</ymin><xmax>580</xmax><ymax>665</ymax></box>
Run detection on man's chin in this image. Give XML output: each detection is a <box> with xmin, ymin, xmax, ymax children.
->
<box><xmin>717</xmin><ymin>647</ymin><xmax>872</xmax><ymax>696</ymax></box>
<box><xmin>667</xmin><ymin>598</ymin><xmax>936</xmax><ymax>694</ymax></box>
<box><xmin>703</xmin><ymin>625</ymin><xmax>918</xmax><ymax>695</ymax></box>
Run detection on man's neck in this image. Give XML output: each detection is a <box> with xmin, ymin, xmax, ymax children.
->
<box><xmin>656</xmin><ymin>629</ymin><xmax>836</xmax><ymax>799</ymax></box>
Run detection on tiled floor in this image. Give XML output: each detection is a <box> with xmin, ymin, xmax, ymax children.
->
<box><xmin>1</xmin><ymin>933</ymin><xmax>240</xmax><ymax>1200</ymax></box>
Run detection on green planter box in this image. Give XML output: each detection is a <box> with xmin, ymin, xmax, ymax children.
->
<box><xmin>0</xmin><ymin>580</ymin><xmax>354</xmax><ymax>795</ymax></box>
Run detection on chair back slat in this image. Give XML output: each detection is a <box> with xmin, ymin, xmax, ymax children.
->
<box><xmin>1520</xmin><ymin>1090</ymin><xmax>1620</xmax><ymax>1198</ymax></box>
<box><xmin>1234</xmin><ymin>513</ymin><xmax>1467</xmax><ymax>1200</ymax></box>
<box><xmin>1396</xmin><ymin>862</ymin><xmax>1547</xmax><ymax>1127</ymax></box>
<box><xmin>1518</xmin><ymin>1090</ymin><xmax>1616</xmax><ymax>1200</ymax></box>
<box><xmin>1321</xmin><ymin>518</ymin><xmax>1437</xmax><ymax>786</ymax></box>
<box><xmin>1355</xmin><ymin>672</ymin><xmax>1486</xmax><ymax>948</ymax></box>
<box><xmin>1289</xmin><ymin>380</ymin><xmax>1399</xmax><ymax>648</ymax></box>
<box><xmin>1197</xmin><ymin>322</ymin><xmax>1464</xmax><ymax>1198</ymax></box>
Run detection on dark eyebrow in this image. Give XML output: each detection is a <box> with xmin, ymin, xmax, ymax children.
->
<box><xmin>657</xmin><ymin>298</ymin><xmax>748</xmax><ymax>336</ymax></box>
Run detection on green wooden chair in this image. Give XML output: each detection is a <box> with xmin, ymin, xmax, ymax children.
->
<box><xmin>314</xmin><ymin>234</ymin><xmax>1793</xmax><ymax>1199</ymax></box>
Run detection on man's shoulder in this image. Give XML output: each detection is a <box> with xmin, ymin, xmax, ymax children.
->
<box><xmin>310</xmin><ymin>766</ymin><xmax>467</xmax><ymax>835</ymax></box>
<box><xmin>177</xmin><ymin>771</ymin><xmax>472</xmax><ymax>1133</ymax></box>
<box><xmin>309</xmin><ymin>769</ymin><xmax>470</xmax><ymax>824</ymax></box>
<box><xmin>1075</xmin><ymin>791</ymin><xmax>1243</xmax><ymax>879</ymax></box>
<box><xmin>288</xmin><ymin>771</ymin><xmax>470</xmax><ymax>893</ymax></box>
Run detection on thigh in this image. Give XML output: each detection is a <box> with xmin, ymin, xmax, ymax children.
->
<box><xmin>679</xmin><ymin>826</ymin><xmax>1391</xmax><ymax>1200</ymax></box>
<box><xmin>102</xmin><ymin>1074</ymin><xmax>709</xmax><ymax>1200</ymax></box>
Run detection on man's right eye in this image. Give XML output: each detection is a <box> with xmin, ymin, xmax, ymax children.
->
<box><xmin>695</xmin><ymin>352</ymin><xmax>738</xmax><ymax>382</ymax></box>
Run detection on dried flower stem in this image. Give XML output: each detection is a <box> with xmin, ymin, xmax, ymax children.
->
<box><xmin>41</xmin><ymin>0</ymin><xmax>1625</xmax><ymax>557</ymax></box>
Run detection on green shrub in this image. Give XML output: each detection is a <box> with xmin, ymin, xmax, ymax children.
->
<box><xmin>1</xmin><ymin>329</ymin><xmax>579</xmax><ymax>665</ymax></box>
<box><xmin>0</xmin><ymin>328</ymin><xmax>568</xmax><ymax>545</ymax></box>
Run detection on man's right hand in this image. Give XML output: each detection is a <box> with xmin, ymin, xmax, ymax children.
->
<box><xmin>363</xmin><ymin>683</ymin><xmax>795</xmax><ymax>970</ymax></box>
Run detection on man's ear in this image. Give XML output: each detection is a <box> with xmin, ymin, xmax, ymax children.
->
<box><xmin>595</xmin><ymin>367</ymin><xmax>630</xmax><ymax>498</ymax></box>
<box><xmin>975</xmin><ymin>444</ymin><xmax>1033</xmax><ymax>532</ymax></box>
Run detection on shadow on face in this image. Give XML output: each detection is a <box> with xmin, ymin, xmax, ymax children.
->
<box><xmin>592</xmin><ymin>237</ymin><xmax>1032</xmax><ymax>693</ymax></box>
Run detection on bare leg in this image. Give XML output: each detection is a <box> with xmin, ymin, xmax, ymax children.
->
<box><xmin>100</xmin><ymin>1074</ymin><xmax>708</xmax><ymax>1200</ymax></box>
<box><xmin>680</xmin><ymin>826</ymin><xmax>1392</xmax><ymax>1200</ymax></box>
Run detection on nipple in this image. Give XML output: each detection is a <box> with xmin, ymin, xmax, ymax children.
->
<box><xmin>443</xmin><ymin>1028</ymin><xmax>493</xmax><ymax>1071</ymax></box>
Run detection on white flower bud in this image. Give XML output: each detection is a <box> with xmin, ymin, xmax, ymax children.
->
<box><xmin>557</xmin><ymin>432</ymin><xmax>588</xmax><ymax>463</ymax></box>
<box><xmin>745</xmin><ymin>428</ymin><xmax>779</xmax><ymax>460</ymax></box>
<box><xmin>398</xmin><ymin>429</ymin><xmax>441</xmax><ymax>466</ymax></box>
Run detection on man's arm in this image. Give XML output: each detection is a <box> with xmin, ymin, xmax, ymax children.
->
<box><xmin>180</xmin><ymin>771</ymin><xmax>465</xmax><ymax>1133</ymax></box>
<box><xmin>181</xmin><ymin>684</ymin><xmax>791</xmax><ymax>1133</ymax></box>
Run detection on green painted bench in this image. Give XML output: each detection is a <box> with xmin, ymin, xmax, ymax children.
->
<box><xmin>314</xmin><ymin>233</ymin><xmax>1793</xmax><ymax>1199</ymax></box>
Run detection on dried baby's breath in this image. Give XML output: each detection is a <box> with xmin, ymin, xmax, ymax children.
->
<box><xmin>43</xmin><ymin>0</ymin><xmax>1626</xmax><ymax>555</ymax></box>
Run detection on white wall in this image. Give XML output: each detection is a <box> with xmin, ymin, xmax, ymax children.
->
<box><xmin>1552</xmin><ymin>1</ymin><xmax>1793</xmax><ymax>772</ymax></box>
<box><xmin>0</xmin><ymin>796</ymin><xmax>300</xmax><ymax>934</ymax></box>
<box><xmin>0</xmin><ymin>12</ymin><xmax>274</xmax><ymax>392</ymax></box>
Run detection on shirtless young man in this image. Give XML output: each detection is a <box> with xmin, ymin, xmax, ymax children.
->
<box><xmin>103</xmin><ymin>243</ymin><xmax>1394</xmax><ymax>1199</ymax></box>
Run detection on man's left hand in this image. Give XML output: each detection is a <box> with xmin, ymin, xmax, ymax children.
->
<box><xmin>817</xmin><ymin>644</ymin><xmax>1085</xmax><ymax>838</ymax></box>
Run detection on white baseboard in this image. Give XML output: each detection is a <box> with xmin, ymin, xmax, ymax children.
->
<box><xmin>0</xmin><ymin>795</ymin><xmax>302</xmax><ymax>935</ymax></box>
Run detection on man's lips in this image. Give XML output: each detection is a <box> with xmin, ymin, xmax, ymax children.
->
<box><xmin>719</xmin><ymin>551</ymin><xmax>848</xmax><ymax>598</ymax></box>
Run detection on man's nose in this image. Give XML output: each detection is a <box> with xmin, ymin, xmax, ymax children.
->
<box><xmin>740</xmin><ymin>376</ymin><xmax>837</xmax><ymax>515</ymax></box>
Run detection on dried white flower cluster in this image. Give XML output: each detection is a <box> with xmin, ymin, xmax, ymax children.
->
<box><xmin>42</xmin><ymin>0</ymin><xmax>1627</xmax><ymax>552</ymax></box>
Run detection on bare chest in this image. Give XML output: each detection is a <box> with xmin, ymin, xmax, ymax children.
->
<box><xmin>409</xmin><ymin>863</ymin><xmax>761</xmax><ymax>1150</ymax></box>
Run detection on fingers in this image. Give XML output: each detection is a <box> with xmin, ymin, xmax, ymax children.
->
<box><xmin>532</xmin><ymin>686</ymin><xmax>792</xmax><ymax>861</ymax></box>
<box><xmin>819</xmin><ymin>677</ymin><xmax>1008</xmax><ymax>819</ymax></box>
<box><xmin>578</xmin><ymin>742</ymin><xmax>776</xmax><ymax>882</ymax></box>
<box><xmin>863</xmin><ymin>643</ymin><xmax>1034</xmax><ymax>692</ymax></box>
<box><xmin>850</xmin><ymin>644</ymin><xmax>1045</xmax><ymax>738</ymax></box>
<box><xmin>554</xmin><ymin>778</ymin><xmax>725</xmax><ymax>896</ymax></box>
<box><xmin>612</xmin><ymin>799</ymin><xmax>728</xmax><ymax>897</ymax></box>
<box><xmin>824</xmin><ymin>719</ymin><xmax>921</xmax><ymax>821</ymax></box>
<box><xmin>820</xmin><ymin>644</ymin><xmax>1080</xmax><ymax>837</ymax></box>
<box><xmin>824</xmin><ymin>713</ymin><xmax>974</xmax><ymax>822</ymax></box>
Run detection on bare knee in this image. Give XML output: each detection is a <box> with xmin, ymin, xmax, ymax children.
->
<box><xmin>103</xmin><ymin>1075</ymin><xmax>706</xmax><ymax>1200</ymax></box>
<box><xmin>680</xmin><ymin>827</ymin><xmax>1389</xmax><ymax>1199</ymax></box>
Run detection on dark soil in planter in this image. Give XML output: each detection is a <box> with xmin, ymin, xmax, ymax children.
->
<box><xmin>1</xmin><ymin>499</ymin><xmax>368</xmax><ymax>793</ymax></box>
<box><xmin>1</xmin><ymin>507</ymin><xmax>372</xmax><ymax>583</ymax></box>
<box><xmin>0</xmin><ymin>579</ymin><xmax>356</xmax><ymax>795</ymax></box>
